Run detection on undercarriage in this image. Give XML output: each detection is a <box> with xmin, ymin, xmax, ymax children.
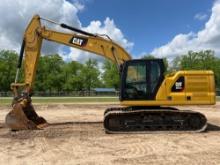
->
<box><xmin>104</xmin><ymin>107</ymin><xmax>207</xmax><ymax>133</ymax></box>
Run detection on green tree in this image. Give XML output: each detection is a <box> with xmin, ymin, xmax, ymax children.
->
<box><xmin>35</xmin><ymin>54</ymin><xmax>65</xmax><ymax>92</ymax></box>
<box><xmin>33</xmin><ymin>55</ymin><xmax>103</xmax><ymax>93</ymax></box>
<box><xmin>142</xmin><ymin>54</ymin><xmax>155</xmax><ymax>59</ymax></box>
<box><xmin>0</xmin><ymin>50</ymin><xmax>18</xmax><ymax>91</ymax></box>
<box><xmin>102</xmin><ymin>60</ymin><xmax>119</xmax><ymax>89</ymax></box>
<box><xmin>63</xmin><ymin>61</ymin><xmax>84</xmax><ymax>91</ymax></box>
<box><xmin>79</xmin><ymin>59</ymin><xmax>101</xmax><ymax>92</ymax></box>
<box><xmin>173</xmin><ymin>50</ymin><xmax>217</xmax><ymax>70</ymax></box>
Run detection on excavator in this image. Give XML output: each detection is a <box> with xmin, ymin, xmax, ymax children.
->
<box><xmin>5</xmin><ymin>15</ymin><xmax>216</xmax><ymax>133</ymax></box>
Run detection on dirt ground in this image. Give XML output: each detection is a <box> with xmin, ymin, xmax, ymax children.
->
<box><xmin>0</xmin><ymin>103</ymin><xmax>220</xmax><ymax>165</ymax></box>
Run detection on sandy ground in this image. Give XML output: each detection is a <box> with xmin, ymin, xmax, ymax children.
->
<box><xmin>0</xmin><ymin>103</ymin><xmax>220</xmax><ymax>165</ymax></box>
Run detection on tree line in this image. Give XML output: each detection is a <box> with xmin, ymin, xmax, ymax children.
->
<box><xmin>0</xmin><ymin>50</ymin><xmax>119</xmax><ymax>92</ymax></box>
<box><xmin>0</xmin><ymin>49</ymin><xmax>220</xmax><ymax>93</ymax></box>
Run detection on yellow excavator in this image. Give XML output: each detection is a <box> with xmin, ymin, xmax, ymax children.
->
<box><xmin>5</xmin><ymin>15</ymin><xmax>216</xmax><ymax>133</ymax></box>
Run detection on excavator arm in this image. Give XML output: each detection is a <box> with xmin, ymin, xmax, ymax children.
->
<box><xmin>6</xmin><ymin>15</ymin><xmax>131</xmax><ymax>130</ymax></box>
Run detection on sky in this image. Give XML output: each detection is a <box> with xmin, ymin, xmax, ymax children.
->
<box><xmin>78</xmin><ymin>0</ymin><xmax>213</xmax><ymax>57</ymax></box>
<box><xmin>0</xmin><ymin>0</ymin><xmax>219</xmax><ymax>63</ymax></box>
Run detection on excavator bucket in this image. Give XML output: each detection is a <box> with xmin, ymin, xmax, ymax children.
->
<box><xmin>5</xmin><ymin>100</ymin><xmax>48</xmax><ymax>131</ymax></box>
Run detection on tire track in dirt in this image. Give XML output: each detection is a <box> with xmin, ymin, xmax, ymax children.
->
<box><xmin>114</xmin><ymin>142</ymin><xmax>154</xmax><ymax>158</ymax></box>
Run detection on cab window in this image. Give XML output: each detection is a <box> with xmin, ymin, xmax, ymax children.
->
<box><xmin>125</xmin><ymin>63</ymin><xmax>147</xmax><ymax>99</ymax></box>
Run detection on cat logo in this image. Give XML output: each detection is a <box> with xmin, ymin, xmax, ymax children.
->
<box><xmin>70</xmin><ymin>37</ymin><xmax>87</xmax><ymax>46</ymax></box>
<box><xmin>175</xmin><ymin>82</ymin><xmax>183</xmax><ymax>90</ymax></box>
<box><xmin>171</xmin><ymin>76</ymin><xmax>185</xmax><ymax>92</ymax></box>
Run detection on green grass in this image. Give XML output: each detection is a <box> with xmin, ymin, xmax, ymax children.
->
<box><xmin>1</xmin><ymin>96</ymin><xmax>220</xmax><ymax>105</ymax></box>
<box><xmin>0</xmin><ymin>96</ymin><xmax>119</xmax><ymax>105</ymax></box>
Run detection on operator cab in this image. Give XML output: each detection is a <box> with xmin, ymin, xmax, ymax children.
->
<box><xmin>120</xmin><ymin>59</ymin><xmax>165</xmax><ymax>101</ymax></box>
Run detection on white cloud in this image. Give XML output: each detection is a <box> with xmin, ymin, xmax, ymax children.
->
<box><xmin>66</xmin><ymin>17</ymin><xmax>134</xmax><ymax>63</ymax></box>
<box><xmin>0</xmin><ymin>0</ymin><xmax>133</xmax><ymax>65</ymax></box>
<box><xmin>0</xmin><ymin>0</ymin><xmax>82</xmax><ymax>54</ymax></box>
<box><xmin>84</xmin><ymin>18</ymin><xmax>133</xmax><ymax>50</ymax></box>
<box><xmin>151</xmin><ymin>0</ymin><xmax>220</xmax><ymax>60</ymax></box>
<box><xmin>194</xmin><ymin>13</ymin><xmax>208</xmax><ymax>21</ymax></box>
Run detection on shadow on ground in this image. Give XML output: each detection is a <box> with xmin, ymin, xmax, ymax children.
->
<box><xmin>206</xmin><ymin>123</ymin><xmax>220</xmax><ymax>131</ymax></box>
<box><xmin>50</xmin><ymin>121</ymin><xmax>102</xmax><ymax>126</ymax></box>
<box><xmin>0</xmin><ymin>122</ymin><xmax>220</xmax><ymax>140</ymax></box>
<box><xmin>1</xmin><ymin>121</ymin><xmax>220</xmax><ymax>131</ymax></box>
